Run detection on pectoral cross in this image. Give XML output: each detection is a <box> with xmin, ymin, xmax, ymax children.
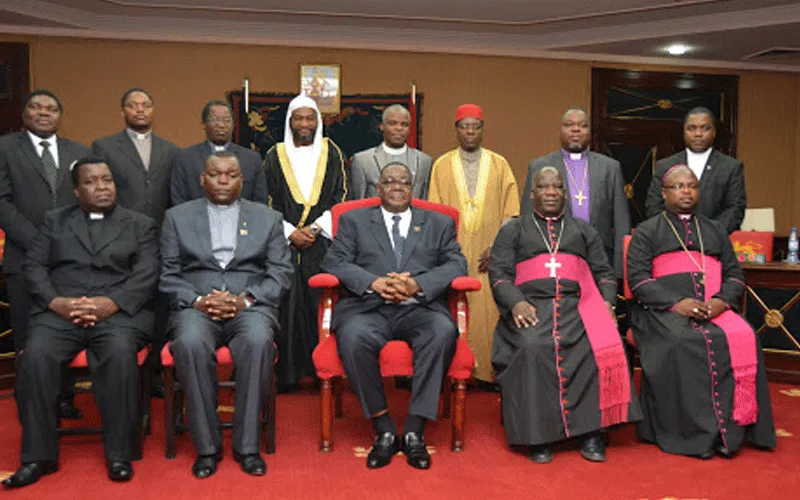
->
<box><xmin>573</xmin><ymin>190</ymin><xmax>587</xmax><ymax>207</ymax></box>
<box><xmin>545</xmin><ymin>256</ymin><xmax>561</xmax><ymax>278</ymax></box>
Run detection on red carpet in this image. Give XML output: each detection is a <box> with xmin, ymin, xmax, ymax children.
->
<box><xmin>0</xmin><ymin>377</ymin><xmax>797</xmax><ymax>500</ymax></box>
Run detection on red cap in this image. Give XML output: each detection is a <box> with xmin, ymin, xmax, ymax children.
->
<box><xmin>455</xmin><ymin>104</ymin><xmax>483</xmax><ymax>123</ymax></box>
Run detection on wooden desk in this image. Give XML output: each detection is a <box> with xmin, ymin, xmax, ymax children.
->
<box><xmin>741</xmin><ymin>262</ymin><xmax>800</xmax><ymax>381</ymax></box>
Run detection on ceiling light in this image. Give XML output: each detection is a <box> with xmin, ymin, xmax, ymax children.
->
<box><xmin>666</xmin><ymin>44</ymin><xmax>690</xmax><ymax>56</ymax></box>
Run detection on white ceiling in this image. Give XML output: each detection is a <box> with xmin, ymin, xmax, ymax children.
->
<box><xmin>1</xmin><ymin>0</ymin><xmax>800</xmax><ymax>71</ymax></box>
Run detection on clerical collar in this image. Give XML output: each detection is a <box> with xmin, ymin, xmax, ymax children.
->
<box><xmin>533</xmin><ymin>209</ymin><xmax>565</xmax><ymax>222</ymax></box>
<box><xmin>208</xmin><ymin>141</ymin><xmax>230</xmax><ymax>153</ymax></box>
<box><xmin>206</xmin><ymin>199</ymin><xmax>240</xmax><ymax>211</ymax></box>
<box><xmin>561</xmin><ymin>148</ymin><xmax>587</xmax><ymax>161</ymax></box>
<box><xmin>88</xmin><ymin>212</ymin><xmax>105</xmax><ymax>220</ymax></box>
<box><xmin>668</xmin><ymin>211</ymin><xmax>693</xmax><ymax>221</ymax></box>
<box><xmin>382</xmin><ymin>143</ymin><xmax>408</xmax><ymax>155</ymax></box>
<box><xmin>126</xmin><ymin>128</ymin><xmax>151</xmax><ymax>141</ymax></box>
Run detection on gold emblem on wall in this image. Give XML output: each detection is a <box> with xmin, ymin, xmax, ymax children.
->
<box><xmin>764</xmin><ymin>309</ymin><xmax>784</xmax><ymax>329</ymax></box>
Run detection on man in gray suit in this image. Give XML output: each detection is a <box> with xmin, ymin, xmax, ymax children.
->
<box><xmin>160</xmin><ymin>151</ymin><xmax>292</xmax><ymax>479</ymax></box>
<box><xmin>521</xmin><ymin>107</ymin><xmax>630</xmax><ymax>277</ymax></box>
<box><xmin>92</xmin><ymin>88</ymin><xmax>180</xmax><ymax>397</ymax></box>
<box><xmin>645</xmin><ymin>107</ymin><xmax>746</xmax><ymax>234</ymax></box>
<box><xmin>0</xmin><ymin>89</ymin><xmax>89</xmax><ymax>419</ymax></box>
<box><xmin>350</xmin><ymin>104</ymin><xmax>432</xmax><ymax>200</ymax></box>
<box><xmin>170</xmin><ymin>99</ymin><xmax>268</xmax><ymax>206</ymax></box>
<box><xmin>321</xmin><ymin>163</ymin><xmax>467</xmax><ymax>470</ymax></box>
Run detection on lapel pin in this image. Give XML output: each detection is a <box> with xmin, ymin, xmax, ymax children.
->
<box><xmin>413</xmin><ymin>225</ymin><xmax>421</xmax><ymax>232</ymax></box>
<box><xmin>240</xmin><ymin>229</ymin><xmax>248</xmax><ymax>236</ymax></box>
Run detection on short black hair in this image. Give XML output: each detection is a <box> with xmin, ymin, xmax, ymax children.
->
<box><xmin>205</xmin><ymin>151</ymin><xmax>240</xmax><ymax>169</ymax></box>
<box><xmin>684</xmin><ymin>107</ymin><xmax>717</xmax><ymax>128</ymax></box>
<box><xmin>70</xmin><ymin>155</ymin><xmax>110</xmax><ymax>187</ymax></box>
<box><xmin>24</xmin><ymin>89</ymin><xmax>63</xmax><ymax>113</ymax></box>
<box><xmin>202</xmin><ymin>100</ymin><xmax>233</xmax><ymax>122</ymax></box>
<box><xmin>121</xmin><ymin>88</ymin><xmax>153</xmax><ymax>108</ymax></box>
<box><xmin>380</xmin><ymin>161</ymin><xmax>412</xmax><ymax>179</ymax></box>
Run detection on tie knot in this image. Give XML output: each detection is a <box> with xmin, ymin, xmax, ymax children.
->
<box><xmin>392</xmin><ymin>215</ymin><xmax>401</xmax><ymax>223</ymax></box>
<box><xmin>40</xmin><ymin>140</ymin><xmax>50</xmax><ymax>149</ymax></box>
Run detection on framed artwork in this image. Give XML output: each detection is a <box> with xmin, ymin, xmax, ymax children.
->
<box><xmin>300</xmin><ymin>64</ymin><xmax>341</xmax><ymax>114</ymax></box>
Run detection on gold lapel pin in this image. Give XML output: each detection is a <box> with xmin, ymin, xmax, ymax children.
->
<box><xmin>413</xmin><ymin>226</ymin><xmax>421</xmax><ymax>232</ymax></box>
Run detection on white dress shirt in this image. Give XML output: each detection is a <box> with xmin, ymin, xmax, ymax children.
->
<box><xmin>27</xmin><ymin>130</ymin><xmax>60</xmax><ymax>168</ymax></box>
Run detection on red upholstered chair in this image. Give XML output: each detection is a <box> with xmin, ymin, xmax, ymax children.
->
<box><xmin>622</xmin><ymin>234</ymin><xmax>637</xmax><ymax>349</ymax></box>
<box><xmin>58</xmin><ymin>347</ymin><xmax>152</xmax><ymax>460</ymax></box>
<box><xmin>160</xmin><ymin>343</ymin><xmax>277</xmax><ymax>458</ymax></box>
<box><xmin>309</xmin><ymin>197</ymin><xmax>481</xmax><ymax>452</ymax></box>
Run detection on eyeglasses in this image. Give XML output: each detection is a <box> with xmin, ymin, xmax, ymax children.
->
<box><xmin>206</xmin><ymin>117</ymin><xmax>233</xmax><ymax>125</ymax></box>
<box><xmin>379</xmin><ymin>178</ymin><xmax>412</xmax><ymax>187</ymax></box>
<box><xmin>457</xmin><ymin>123</ymin><xmax>483</xmax><ymax>131</ymax></box>
<box><xmin>664</xmin><ymin>183</ymin><xmax>699</xmax><ymax>191</ymax></box>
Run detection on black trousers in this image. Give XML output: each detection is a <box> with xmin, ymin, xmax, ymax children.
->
<box><xmin>15</xmin><ymin>318</ymin><xmax>147</xmax><ymax>463</ymax></box>
<box><xmin>335</xmin><ymin>304</ymin><xmax>457</xmax><ymax>421</ymax></box>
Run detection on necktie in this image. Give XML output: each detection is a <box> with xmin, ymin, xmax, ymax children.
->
<box><xmin>40</xmin><ymin>140</ymin><xmax>58</xmax><ymax>204</ymax></box>
<box><xmin>391</xmin><ymin>215</ymin><xmax>405</xmax><ymax>269</ymax></box>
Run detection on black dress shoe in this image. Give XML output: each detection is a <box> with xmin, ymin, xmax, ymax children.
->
<box><xmin>694</xmin><ymin>449</ymin><xmax>714</xmax><ymax>460</ymax></box>
<box><xmin>58</xmin><ymin>399</ymin><xmax>83</xmax><ymax>420</ymax></box>
<box><xmin>366</xmin><ymin>432</ymin><xmax>399</xmax><ymax>469</ymax></box>
<box><xmin>580</xmin><ymin>434</ymin><xmax>606</xmax><ymax>462</ymax></box>
<box><xmin>401</xmin><ymin>432</ymin><xmax>431</xmax><ymax>469</ymax></box>
<box><xmin>2</xmin><ymin>461</ymin><xmax>59</xmax><ymax>488</ymax></box>
<box><xmin>192</xmin><ymin>450</ymin><xmax>223</xmax><ymax>479</ymax></box>
<box><xmin>233</xmin><ymin>451</ymin><xmax>267</xmax><ymax>476</ymax></box>
<box><xmin>107</xmin><ymin>461</ymin><xmax>134</xmax><ymax>482</ymax></box>
<box><xmin>714</xmin><ymin>443</ymin><xmax>736</xmax><ymax>459</ymax></box>
<box><xmin>528</xmin><ymin>445</ymin><xmax>554</xmax><ymax>464</ymax></box>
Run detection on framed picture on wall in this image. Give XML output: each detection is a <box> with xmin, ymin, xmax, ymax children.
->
<box><xmin>300</xmin><ymin>64</ymin><xmax>341</xmax><ymax>114</ymax></box>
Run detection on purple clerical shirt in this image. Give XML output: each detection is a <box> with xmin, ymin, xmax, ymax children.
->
<box><xmin>561</xmin><ymin>149</ymin><xmax>590</xmax><ymax>222</ymax></box>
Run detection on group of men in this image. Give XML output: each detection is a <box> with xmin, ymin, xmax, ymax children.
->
<box><xmin>0</xmin><ymin>84</ymin><xmax>775</xmax><ymax>487</ymax></box>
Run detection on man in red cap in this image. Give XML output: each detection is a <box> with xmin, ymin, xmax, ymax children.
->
<box><xmin>428</xmin><ymin>104</ymin><xmax>519</xmax><ymax>391</ymax></box>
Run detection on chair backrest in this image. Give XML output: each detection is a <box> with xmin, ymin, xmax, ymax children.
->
<box><xmin>331</xmin><ymin>197</ymin><xmax>460</xmax><ymax>237</ymax></box>
<box><xmin>622</xmin><ymin>234</ymin><xmax>633</xmax><ymax>300</ymax></box>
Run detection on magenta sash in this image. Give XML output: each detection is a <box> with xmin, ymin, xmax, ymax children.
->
<box><xmin>652</xmin><ymin>251</ymin><xmax>758</xmax><ymax>425</ymax></box>
<box><xmin>515</xmin><ymin>253</ymin><xmax>630</xmax><ymax>427</ymax></box>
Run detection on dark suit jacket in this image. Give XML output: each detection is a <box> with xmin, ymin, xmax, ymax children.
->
<box><xmin>321</xmin><ymin>205</ymin><xmax>468</xmax><ymax>330</ymax></box>
<box><xmin>92</xmin><ymin>130</ymin><xmax>180</xmax><ymax>227</ymax></box>
<box><xmin>170</xmin><ymin>142</ymin><xmax>268</xmax><ymax>206</ymax></box>
<box><xmin>0</xmin><ymin>131</ymin><xmax>90</xmax><ymax>274</ymax></box>
<box><xmin>159</xmin><ymin>198</ymin><xmax>293</xmax><ymax>323</ymax></box>
<box><xmin>520</xmin><ymin>150</ymin><xmax>630</xmax><ymax>277</ymax></box>
<box><xmin>645</xmin><ymin>149</ymin><xmax>746</xmax><ymax>234</ymax></box>
<box><xmin>24</xmin><ymin>205</ymin><xmax>159</xmax><ymax>332</ymax></box>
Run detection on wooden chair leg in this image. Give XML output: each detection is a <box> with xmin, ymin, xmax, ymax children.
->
<box><xmin>265</xmin><ymin>365</ymin><xmax>276</xmax><ymax>455</ymax></box>
<box><xmin>451</xmin><ymin>379</ymin><xmax>466</xmax><ymax>452</ymax></box>
<box><xmin>334</xmin><ymin>376</ymin><xmax>343</xmax><ymax>418</ymax></box>
<box><xmin>320</xmin><ymin>378</ymin><xmax>333</xmax><ymax>452</ymax></box>
<box><xmin>164</xmin><ymin>366</ymin><xmax>177</xmax><ymax>459</ymax></box>
<box><xmin>441</xmin><ymin>376</ymin><xmax>452</xmax><ymax>419</ymax></box>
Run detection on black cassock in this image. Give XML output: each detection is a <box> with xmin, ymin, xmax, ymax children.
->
<box><xmin>264</xmin><ymin>139</ymin><xmax>348</xmax><ymax>390</ymax></box>
<box><xmin>628</xmin><ymin>211</ymin><xmax>776</xmax><ymax>456</ymax></box>
<box><xmin>490</xmin><ymin>213</ymin><xmax>641</xmax><ymax>446</ymax></box>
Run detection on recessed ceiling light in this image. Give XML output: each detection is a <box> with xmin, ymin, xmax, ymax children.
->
<box><xmin>666</xmin><ymin>44</ymin><xmax>690</xmax><ymax>56</ymax></box>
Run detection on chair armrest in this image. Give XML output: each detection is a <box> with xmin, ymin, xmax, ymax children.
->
<box><xmin>309</xmin><ymin>273</ymin><xmax>340</xmax><ymax>289</ymax></box>
<box><xmin>450</xmin><ymin>276</ymin><xmax>482</xmax><ymax>292</ymax></box>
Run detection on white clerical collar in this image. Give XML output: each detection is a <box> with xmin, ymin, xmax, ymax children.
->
<box><xmin>208</xmin><ymin>141</ymin><xmax>230</xmax><ymax>153</ymax></box>
<box><xmin>382</xmin><ymin>143</ymin><xmax>408</xmax><ymax>155</ymax></box>
<box><xmin>126</xmin><ymin>128</ymin><xmax>151</xmax><ymax>141</ymax></box>
<box><xmin>678</xmin><ymin>213</ymin><xmax>692</xmax><ymax>221</ymax></box>
<box><xmin>28</xmin><ymin>130</ymin><xmax>56</xmax><ymax>146</ymax></box>
<box><xmin>88</xmin><ymin>212</ymin><xmax>105</xmax><ymax>220</ymax></box>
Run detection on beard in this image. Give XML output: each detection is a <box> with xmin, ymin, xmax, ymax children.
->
<box><xmin>292</xmin><ymin>129</ymin><xmax>314</xmax><ymax>145</ymax></box>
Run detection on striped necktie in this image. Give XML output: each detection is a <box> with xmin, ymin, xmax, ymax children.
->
<box><xmin>40</xmin><ymin>140</ymin><xmax>58</xmax><ymax>205</ymax></box>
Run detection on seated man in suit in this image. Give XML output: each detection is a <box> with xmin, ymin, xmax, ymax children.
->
<box><xmin>170</xmin><ymin>100</ymin><xmax>268</xmax><ymax>206</ymax></box>
<box><xmin>3</xmin><ymin>157</ymin><xmax>159</xmax><ymax>488</ymax></box>
<box><xmin>321</xmin><ymin>162</ymin><xmax>468</xmax><ymax>470</ymax></box>
<box><xmin>160</xmin><ymin>151</ymin><xmax>292</xmax><ymax>478</ymax></box>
